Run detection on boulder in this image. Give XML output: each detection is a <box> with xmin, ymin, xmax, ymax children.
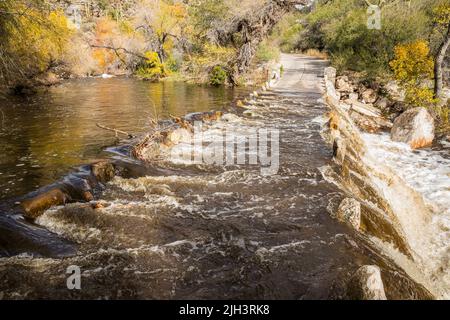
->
<box><xmin>348</xmin><ymin>92</ymin><xmax>359</xmax><ymax>101</ymax></box>
<box><xmin>324</xmin><ymin>67</ymin><xmax>336</xmax><ymax>85</ymax></box>
<box><xmin>391</xmin><ymin>107</ymin><xmax>435</xmax><ymax>149</ymax></box>
<box><xmin>336</xmin><ymin>76</ymin><xmax>354</xmax><ymax>93</ymax></box>
<box><xmin>337</xmin><ymin>198</ymin><xmax>361</xmax><ymax>230</ymax></box>
<box><xmin>349</xmin><ymin>101</ymin><xmax>382</xmax><ymax>118</ymax></box>
<box><xmin>385</xmin><ymin>81</ymin><xmax>405</xmax><ymax>102</ymax></box>
<box><xmin>91</xmin><ymin>161</ymin><xmax>115</xmax><ymax>183</ymax></box>
<box><xmin>347</xmin><ymin>265</ymin><xmax>387</xmax><ymax>300</ymax></box>
<box><xmin>361</xmin><ymin>88</ymin><xmax>378</xmax><ymax>104</ymax></box>
<box><xmin>374</xmin><ymin>97</ymin><xmax>390</xmax><ymax>112</ymax></box>
<box><xmin>349</xmin><ymin>110</ymin><xmax>392</xmax><ymax>133</ymax></box>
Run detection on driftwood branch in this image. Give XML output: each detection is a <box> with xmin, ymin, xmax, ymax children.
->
<box><xmin>96</xmin><ymin>123</ymin><xmax>134</xmax><ymax>138</ymax></box>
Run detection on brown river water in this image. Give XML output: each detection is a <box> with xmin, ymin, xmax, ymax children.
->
<box><xmin>0</xmin><ymin>56</ymin><xmax>432</xmax><ymax>299</ymax></box>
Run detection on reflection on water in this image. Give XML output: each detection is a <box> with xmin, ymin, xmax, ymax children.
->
<box><xmin>0</xmin><ymin>78</ymin><xmax>249</xmax><ymax>199</ymax></box>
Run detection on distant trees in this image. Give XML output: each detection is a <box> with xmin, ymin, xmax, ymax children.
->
<box><xmin>298</xmin><ymin>0</ymin><xmax>437</xmax><ymax>79</ymax></box>
<box><xmin>134</xmin><ymin>0</ymin><xmax>188</xmax><ymax>62</ymax></box>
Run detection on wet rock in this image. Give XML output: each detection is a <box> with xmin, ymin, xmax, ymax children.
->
<box><xmin>0</xmin><ymin>214</ymin><xmax>77</xmax><ymax>258</ymax></box>
<box><xmin>21</xmin><ymin>188</ymin><xmax>68</xmax><ymax>219</ymax></box>
<box><xmin>236</xmin><ymin>100</ymin><xmax>245</xmax><ymax>108</ymax></box>
<box><xmin>185</xmin><ymin>111</ymin><xmax>223</xmax><ymax>123</ymax></box>
<box><xmin>361</xmin><ymin>88</ymin><xmax>378</xmax><ymax>104</ymax></box>
<box><xmin>91</xmin><ymin>161</ymin><xmax>115</xmax><ymax>183</ymax></box>
<box><xmin>332</xmin><ymin>137</ymin><xmax>346</xmax><ymax>164</ymax></box>
<box><xmin>221</xmin><ymin>113</ymin><xmax>241</xmax><ymax>122</ymax></box>
<box><xmin>148</xmin><ymin>185</ymin><xmax>174</xmax><ymax>196</ymax></box>
<box><xmin>63</xmin><ymin>175</ymin><xmax>95</xmax><ymax>202</ymax></box>
<box><xmin>92</xmin><ymin>201</ymin><xmax>106</xmax><ymax>210</ymax></box>
<box><xmin>391</xmin><ymin>107</ymin><xmax>435</xmax><ymax>149</ymax></box>
<box><xmin>165</xmin><ymin>128</ymin><xmax>192</xmax><ymax>146</ymax></box>
<box><xmin>243</xmin><ymin>110</ymin><xmax>256</xmax><ymax>118</ymax></box>
<box><xmin>337</xmin><ymin>198</ymin><xmax>361</xmax><ymax>230</ymax></box>
<box><xmin>349</xmin><ymin>110</ymin><xmax>392</xmax><ymax>133</ymax></box>
<box><xmin>347</xmin><ymin>265</ymin><xmax>387</xmax><ymax>300</ymax></box>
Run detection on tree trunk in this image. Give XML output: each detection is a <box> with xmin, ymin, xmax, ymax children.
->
<box><xmin>434</xmin><ymin>23</ymin><xmax>450</xmax><ymax>101</ymax></box>
<box><xmin>232</xmin><ymin>0</ymin><xmax>307</xmax><ymax>80</ymax></box>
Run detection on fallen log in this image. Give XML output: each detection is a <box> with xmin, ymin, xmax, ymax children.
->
<box><xmin>17</xmin><ymin>161</ymin><xmax>116</xmax><ymax>219</ymax></box>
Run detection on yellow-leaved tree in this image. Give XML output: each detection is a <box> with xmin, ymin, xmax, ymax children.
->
<box><xmin>389</xmin><ymin>40</ymin><xmax>436</xmax><ymax>108</ymax></box>
<box><xmin>0</xmin><ymin>1</ymin><xmax>71</xmax><ymax>91</ymax></box>
<box><xmin>135</xmin><ymin>0</ymin><xmax>188</xmax><ymax>63</ymax></box>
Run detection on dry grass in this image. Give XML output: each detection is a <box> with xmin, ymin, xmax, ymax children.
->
<box><xmin>303</xmin><ymin>49</ymin><xmax>328</xmax><ymax>60</ymax></box>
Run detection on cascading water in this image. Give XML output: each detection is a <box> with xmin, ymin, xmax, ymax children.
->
<box><xmin>0</xmin><ymin>55</ymin><xmax>435</xmax><ymax>299</ymax></box>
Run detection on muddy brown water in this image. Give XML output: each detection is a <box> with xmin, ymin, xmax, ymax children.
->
<box><xmin>0</xmin><ymin>56</ymin><xmax>432</xmax><ymax>299</ymax></box>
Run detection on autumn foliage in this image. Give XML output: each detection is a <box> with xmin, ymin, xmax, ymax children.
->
<box><xmin>0</xmin><ymin>1</ymin><xmax>71</xmax><ymax>90</ymax></box>
<box><xmin>390</xmin><ymin>40</ymin><xmax>436</xmax><ymax>107</ymax></box>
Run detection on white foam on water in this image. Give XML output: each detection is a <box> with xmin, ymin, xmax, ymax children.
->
<box><xmin>256</xmin><ymin>241</ymin><xmax>311</xmax><ymax>261</ymax></box>
<box><xmin>36</xmin><ymin>206</ymin><xmax>102</xmax><ymax>241</ymax></box>
<box><xmin>168</xmin><ymin>117</ymin><xmax>267</xmax><ymax>166</ymax></box>
<box><xmin>362</xmin><ymin>132</ymin><xmax>450</xmax><ymax>298</ymax></box>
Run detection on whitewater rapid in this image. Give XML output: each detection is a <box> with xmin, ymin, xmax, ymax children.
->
<box><xmin>362</xmin><ymin>133</ymin><xmax>450</xmax><ymax>298</ymax></box>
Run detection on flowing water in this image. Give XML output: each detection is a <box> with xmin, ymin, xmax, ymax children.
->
<box><xmin>0</xmin><ymin>79</ymin><xmax>248</xmax><ymax>200</ymax></box>
<box><xmin>362</xmin><ymin>133</ymin><xmax>450</xmax><ymax>297</ymax></box>
<box><xmin>0</xmin><ymin>56</ymin><xmax>435</xmax><ymax>299</ymax></box>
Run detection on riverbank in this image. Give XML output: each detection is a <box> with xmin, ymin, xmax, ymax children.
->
<box><xmin>322</xmin><ymin>65</ymin><xmax>450</xmax><ymax>298</ymax></box>
<box><xmin>0</xmin><ymin>78</ymin><xmax>253</xmax><ymax>200</ymax></box>
<box><xmin>0</xmin><ymin>54</ymin><xmax>435</xmax><ymax>299</ymax></box>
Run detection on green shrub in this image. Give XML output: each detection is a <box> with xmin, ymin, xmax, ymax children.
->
<box><xmin>256</xmin><ymin>41</ymin><xmax>280</xmax><ymax>63</ymax></box>
<box><xmin>209</xmin><ymin>65</ymin><xmax>228</xmax><ymax>86</ymax></box>
<box><xmin>297</xmin><ymin>0</ymin><xmax>436</xmax><ymax>79</ymax></box>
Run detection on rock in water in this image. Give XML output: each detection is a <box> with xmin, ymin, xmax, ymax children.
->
<box><xmin>347</xmin><ymin>265</ymin><xmax>387</xmax><ymax>300</ymax></box>
<box><xmin>91</xmin><ymin>161</ymin><xmax>115</xmax><ymax>183</ymax></box>
<box><xmin>391</xmin><ymin>107</ymin><xmax>435</xmax><ymax>149</ymax></box>
<box><xmin>337</xmin><ymin>198</ymin><xmax>361</xmax><ymax>230</ymax></box>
